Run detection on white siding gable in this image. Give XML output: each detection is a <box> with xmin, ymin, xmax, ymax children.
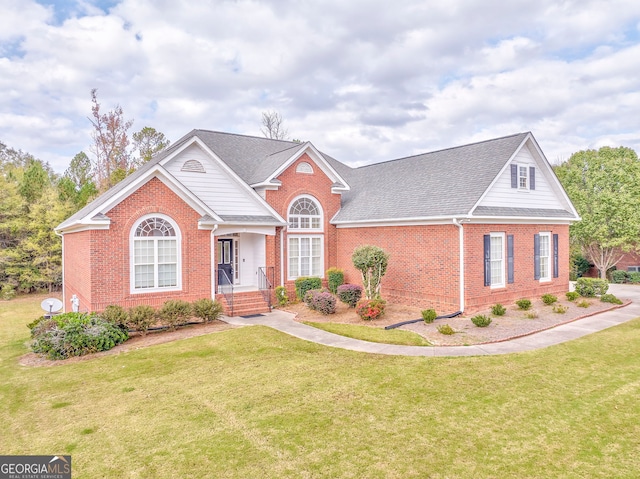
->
<box><xmin>164</xmin><ymin>144</ymin><xmax>272</xmax><ymax>216</ymax></box>
<box><xmin>477</xmin><ymin>142</ymin><xmax>572</xmax><ymax>211</ymax></box>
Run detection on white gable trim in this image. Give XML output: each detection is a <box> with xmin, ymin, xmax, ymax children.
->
<box><xmin>468</xmin><ymin>134</ymin><xmax>580</xmax><ymax>219</ymax></box>
<box><xmin>164</xmin><ymin>136</ymin><xmax>287</xmax><ymax>224</ymax></box>
<box><xmin>251</xmin><ymin>142</ymin><xmax>350</xmax><ymax>192</ymax></box>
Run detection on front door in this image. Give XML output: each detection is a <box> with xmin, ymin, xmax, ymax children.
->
<box><xmin>217</xmin><ymin>238</ymin><xmax>234</xmax><ymax>287</ymax></box>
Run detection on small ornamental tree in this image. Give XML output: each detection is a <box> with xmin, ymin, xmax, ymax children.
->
<box><xmin>352</xmin><ymin>245</ymin><xmax>389</xmax><ymax>300</ymax></box>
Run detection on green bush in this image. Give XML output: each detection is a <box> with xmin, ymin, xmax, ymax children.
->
<box><xmin>355</xmin><ymin>298</ymin><xmax>386</xmax><ymax>320</ymax></box>
<box><xmin>1</xmin><ymin>283</ymin><xmax>16</xmax><ymax>300</ymax></box>
<box><xmin>192</xmin><ymin>298</ymin><xmax>224</xmax><ymax>323</ymax></box>
<box><xmin>295</xmin><ymin>277</ymin><xmax>322</xmax><ymax>300</ymax></box>
<box><xmin>516</xmin><ymin>299</ymin><xmax>532</xmax><ymax>310</ymax></box>
<box><xmin>575</xmin><ymin>277</ymin><xmax>609</xmax><ymax>297</ymax></box>
<box><xmin>100</xmin><ymin>305</ymin><xmax>129</xmax><ymax>329</ymax></box>
<box><xmin>158</xmin><ymin>300</ymin><xmax>192</xmax><ymax>331</ymax></box>
<box><xmin>437</xmin><ymin>324</ymin><xmax>455</xmax><ymax>335</ymax></box>
<box><xmin>491</xmin><ymin>304</ymin><xmax>506</xmax><ymax>316</ymax></box>
<box><xmin>611</xmin><ymin>270</ymin><xmax>627</xmax><ymax>284</ymax></box>
<box><xmin>600</xmin><ymin>294</ymin><xmax>623</xmax><ymax>305</ymax></box>
<box><xmin>128</xmin><ymin>305</ymin><xmax>156</xmax><ymax>335</ymax></box>
<box><xmin>541</xmin><ymin>294</ymin><xmax>558</xmax><ymax>305</ymax></box>
<box><xmin>565</xmin><ymin>291</ymin><xmax>580</xmax><ymax>301</ymax></box>
<box><xmin>553</xmin><ymin>304</ymin><xmax>568</xmax><ymax>314</ymax></box>
<box><xmin>337</xmin><ymin>284</ymin><xmax>363</xmax><ymax>308</ymax></box>
<box><xmin>524</xmin><ymin>311</ymin><xmax>538</xmax><ymax>319</ymax></box>
<box><xmin>352</xmin><ymin>245</ymin><xmax>389</xmax><ymax>300</ymax></box>
<box><xmin>576</xmin><ymin>299</ymin><xmax>590</xmax><ymax>308</ymax></box>
<box><xmin>275</xmin><ymin>286</ymin><xmax>288</xmax><ymax>306</ymax></box>
<box><xmin>326</xmin><ymin>267</ymin><xmax>344</xmax><ymax>294</ymax></box>
<box><xmin>471</xmin><ymin>315</ymin><xmax>492</xmax><ymax>327</ymax></box>
<box><xmin>31</xmin><ymin>312</ymin><xmax>128</xmax><ymax>359</ymax></box>
<box><xmin>421</xmin><ymin>309</ymin><xmax>437</xmax><ymax>323</ymax></box>
<box><xmin>628</xmin><ymin>272</ymin><xmax>640</xmax><ymax>284</ymax></box>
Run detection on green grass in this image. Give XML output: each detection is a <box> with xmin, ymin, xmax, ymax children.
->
<box><xmin>2</xmin><ymin>296</ymin><xmax>640</xmax><ymax>478</ymax></box>
<box><xmin>303</xmin><ymin>321</ymin><xmax>432</xmax><ymax>346</ymax></box>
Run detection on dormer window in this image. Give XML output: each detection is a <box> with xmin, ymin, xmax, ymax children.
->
<box><xmin>288</xmin><ymin>196</ymin><xmax>322</xmax><ymax>230</ymax></box>
<box><xmin>519</xmin><ymin>166</ymin><xmax>528</xmax><ymax>189</ymax></box>
<box><xmin>511</xmin><ymin>164</ymin><xmax>536</xmax><ymax>190</ymax></box>
<box><xmin>296</xmin><ymin>162</ymin><xmax>314</xmax><ymax>174</ymax></box>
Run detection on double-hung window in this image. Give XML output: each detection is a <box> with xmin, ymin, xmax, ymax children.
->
<box><xmin>131</xmin><ymin>216</ymin><xmax>181</xmax><ymax>292</ymax></box>
<box><xmin>484</xmin><ymin>233</ymin><xmax>514</xmax><ymax>288</ymax></box>
<box><xmin>535</xmin><ymin>232</ymin><xmax>558</xmax><ymax>281</ymax></box>
<box><xmin>287</xmin><ymin>196</ymin><xmax>323</xmax><ymax>279</ymax></box>
<box><xmin>510</xmin><ymin>164</ymin><xmax>536</xmax><ymax>190</ymax></box>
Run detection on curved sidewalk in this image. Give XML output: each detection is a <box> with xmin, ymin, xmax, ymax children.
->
<box><xmin>223</xmin><ymin>284</ymin><xmax>640</xmax><ymax>357</ymax></box>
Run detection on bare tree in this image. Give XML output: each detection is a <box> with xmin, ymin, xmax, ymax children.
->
<box><xmin>88</xmin><ymin>89</ymin><xmax>134</xmax><ymax>191</ymax></box>
<box><xmin>261</xmin><ymin>110</ymin><xmax>289</xmax><ymax>140</ymax></box>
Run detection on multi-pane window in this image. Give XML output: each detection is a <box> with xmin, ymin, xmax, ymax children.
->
<box><xmin>132</xmin><ymin>217</ymin><xmax>179</xmax><ymax>291</ymax></box>
<box><xmin>288</xmin><ymin>197</ymin><xmax>322</xmax><ymax>230</ymax></box>
<box><xmin>490</xmin><ymin>233</ymin><xmax>505</xmax><ymax>287</ymax></box>
<box><xmin>539</xmin><ymin>232</ymin><xmax>551</xmax><ymax>281</ymax></box>
<box><xmin>288</xmin><ymin>236</ymin><xmax>322</xmax><ymax>278</ymax></box>
<box><xmin>519</xmin><ymin>166</ymin><xmax>528</xmax><ymax>189</ymax></box>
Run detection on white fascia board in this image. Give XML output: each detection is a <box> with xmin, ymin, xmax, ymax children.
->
<box><xmin>465</xmin><ymin>216</ymin><xmax>578</xmax><ymax>225</ymax></box>
<box><xmin>332</xmin><ymin>216</ymin><xmax>464</xmax><ymax>228</ymax></box>
<box><xmin>55</xmin><ymin>221</ymin><xmax>111</xmax><ymax>234</ymax></box>
<box><xmin>183</xmin><ymin>136</ymin><xmax>287</xmax><ymax>224</ymax></box>
<box><xmin>214</xmin><ymin>225</ymin><xmax>277</xmax><ymax>236</ymax></box>
<box><xmin>258</xmin><ymin>142</ymin><xmax>351</xmax><ymax>192</ymax></box>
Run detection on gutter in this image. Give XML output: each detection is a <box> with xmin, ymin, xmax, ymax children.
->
<box><xmin>55</xmin><ymin>230</ymin><xmax>65</xmax><ymax>312</ymax></box>
<box><xmin>452</xmin><ymin>218</ymin><xmax>465</xmax><ymax>313</ymax></box>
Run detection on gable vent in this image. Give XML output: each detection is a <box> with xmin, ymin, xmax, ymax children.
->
<box><xmin>296</xmin><ymin>161</ymin><xmax>314</xmax><ymax>174</ymax></box>
<box><xmin>181</xmin><ymin>159</ymin><xmax>206</xmax><ymax>173</ymax></box>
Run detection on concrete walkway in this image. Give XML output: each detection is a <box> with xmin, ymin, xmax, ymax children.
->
<box><xmin>223</xmin><ymin>284</ymin><xmax>640</xmax><ymax>357</ymax></box>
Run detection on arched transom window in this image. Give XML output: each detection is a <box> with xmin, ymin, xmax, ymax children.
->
<box><xmin>288</xmin><ymin>196</ymin><xmax>322</xmax><ymax>230</ymax></box>
<box><xmin>132</xmin><ymin>216</ymin><xmax>180</xmax><ymax>291</ymax></box>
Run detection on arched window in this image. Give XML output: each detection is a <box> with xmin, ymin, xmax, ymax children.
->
<box><xmin>131</xmin><ymin>216</ymin><xmax>181</xmax><ymax>292</ymax></box>
<box><xmin>288</xmin><ymin>196</ymin><xmax>322</xmax><ymax>230</ymax></box>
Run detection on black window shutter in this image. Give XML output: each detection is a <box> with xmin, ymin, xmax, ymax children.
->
<box><xmin>553</xmin><ymin>234</ymin><xmax>559</xmax><ymax>278</ymax></box>
<box><xmin>511</xmin><ymin>164</ymin><xmax>517</xmax><ymax>188</ymax></box>
<box><xmin>507</xmin><ymin>235</ymin><xmax>514</xmax><ymax>284</ymax></box>
<box><xmin>529</xmin><ymin>166</ymin><xmax>536</xmax><ymax>190</ymax></box>
<box><xmin>534</xmin><ymin>234</ymin><xmax>540</xmax><ymax>280</ymax></box>
<box><xmin>484</xmin><ymin>235</ymin><xmax>491</xmax><ymax>286</ymax></box>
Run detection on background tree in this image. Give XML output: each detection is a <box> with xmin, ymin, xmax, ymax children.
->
<box><xmin>88</xmin><ymin>88</ymin><xmax>134</xmax><ymax>191</ymax></box>
<box><xmin>352</xmin><ymin>245</ymin><xmax>389</xmax><ymax>299</ymax></box>
<box><xmin>555</xmin><ymin>146</ymin><xmax>640</xmax><ymax>278</ymax></box>
<box><xmin>261</xmin><ymin>110</ymin><xmax>289</xmax><ymax>140</ymax></box>
<box><xmin>132</xmin><ymin>126</ymin><xmax>170</xmax><ymax>166</ymax></box>
<box><xmin>58</xmin><ymin>151</ymin><xmax>97</xmax><ymax>209</ymax></box>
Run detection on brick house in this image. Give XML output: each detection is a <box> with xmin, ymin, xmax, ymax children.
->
<box><xmin>56</xmin><ymin>130</ymin><xmax>579</xmax><ymax>315</ymax></box>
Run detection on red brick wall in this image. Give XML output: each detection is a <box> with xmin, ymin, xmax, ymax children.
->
<box><xmin>63</xmin><ymin>230</ymin><xmax>93</xmax><ymax>312</ymax></box>
<box><xmin>615</xmin><ymin>250</ymin><xmax>640</xmax><ymax>272</ymax></box>
<box><xmin>64</xmin><ymin>177</ymin><xmax>212</xmax><ymax>312</ymax></box>
<box><xmin>265</xmin><ymin>153</ymin><xmax>342</xmax><ymax>295</ymax></box>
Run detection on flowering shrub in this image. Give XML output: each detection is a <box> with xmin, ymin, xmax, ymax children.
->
<box><xmin>337</xmin><ymin>283</ymin><xmax>363</xmax><ymax>308</ymax></box>
<box><xmin>355</xmin><ymin>298</ymin><xmax>386</xmax><ymax>321</ymax></box>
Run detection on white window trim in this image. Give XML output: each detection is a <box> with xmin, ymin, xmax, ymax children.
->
<box><xmin>287</xmin><ymin>234</ymin><xmax>324</xmax><ymax>280</ymax></box>
<box><xmin>287</xmin><ymin>194</ymin><xmax>324</xmax><ymax>232</ymax></box>
<box><xmin>129</xmin><ymin>213</ymin><xmax>182</xmax><ymax>294</ymax></box>
<box><xmin>518</xmin><ymin>165</ymin><xmax>529</xmax><ymax>190</ymax></box>
<box><xmin>490</xmin><ymin>232</ymin><xmax>505</xmax><ymax>289</ymax></box>
<box><xmin>539</xmin><ymin>231</ymin><xmax>551</xmax><ymax>282</ymax></box>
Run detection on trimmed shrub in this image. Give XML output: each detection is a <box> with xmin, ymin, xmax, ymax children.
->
<box><xmin>192</xmin><ymin>298</ymin><xmax>224</xmax><ymax>323</ymax></box>
<box><xmin>337</xmin><ymin>284</ymin><xmax>363</xmax><ymax>308</ymax></box>
<box><xmin>31</xmin><ymin>312</ymin><xmax>128</xmax><ymax>359</ymax></box>
<box><xmin>158</xmin><ymin>300</ymin><xmax>192</xmax><ymax>331</ymax></box>
<box><xmin>421</xmin><ymin>309</ymin><xmax>437</xmax><ymax>323</ymax></box>
<box><xmin>566</xmin><ymin>291</ymin><xmax>580</xmax><ymax>301</ymax></box>
<box><xmin>304</xmin><ymin>288</ymin><xmax>324</xmax><ymax>308</ymax></box>
<box><xmin>100</xmin><ymin>305</ymin><xmax>129</xmax><ymax>329</ymax></box>
<box><xmin>471</xmin><ymin>315</ymin><xmax>492</xmax><ymax>327</ymax></box>
<box><xmin>611</xmin><ymin>270</ymin><xmax>627</xmax><ymax>284</ymax></box>
<box><xmin>128</xmin><ymin>305</ymin><xmax>156</xmax><ymax>335</ymax></box>
<box><xmin>326</xmin><ymin>267</ymin><xmax>344</xmax><ymax>294</ymax></box>
<box><xmin>600</xmin><ymin>294</ymin><xmax>623</xmax><ymax>305</ymax></box>
<box><xmin>356</xmin><ymin>298</ymin><xmax>386</xmax><ymax>321</ymax></box>
<box><xmin>524</xmin><ymin>311</ymin><xmax>538</xmax><ymax>319</ymax></box>
<box><xmin>553</xmin><ymin>304</ymin><xmax>568</xmax><ymax>314</ymax></box>
<box><xmin>491</xmin><ymin>304</ymin><xmax>506</xmax><ymax>316</ymax></box>
<box><xmin>352</xmin><ymin>245</ymin><xmax>389</xmax><ymax>300</ymax></box>
<box><xmin>310</xmin><ymin>291</ymin><xmax>337</xmax><ymax>315</ymax></box>
<box><xmin>437</xmin><ymin>324</ymin><xmax>455</xmax><ymax>335</ymax></box>
<box><xmin>576</xmin><ymin>299</ymin><xmax>590</xmax><ymax>308</ymax></box>
<box><xmin>516</xmin><ymin>299</ymin><xmax>532</xmax><ymax>310</ymax></box>
<box><xmin>628</xmin><ymin>272</ymin><xmax>640</xmax><ymax>284</ymax></box>
<box><xmin>575</xmin><ymin>277</ymin><xmax>609</xmax><ymax>297</ymax></box>
<box><xmin>541</xmin><ymin>294</ymin><xmax>558</xmax><ymax>305</ymax></box>
<box><xmin>295</xmin><ymin>277</ymin><xmax>322</xmax><ymax>300</ymax></box>
<box><xmin>275</xmin><ymin>286</ymin><xmax>288</xmax><ymax>306</ymax></box>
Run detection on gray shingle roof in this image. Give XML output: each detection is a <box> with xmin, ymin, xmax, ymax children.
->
<box><xmin>472</xmin><ymin>206</ymin><xmax>576</xmax><ymax>218</ymax></box>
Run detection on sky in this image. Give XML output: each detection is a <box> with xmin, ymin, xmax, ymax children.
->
<box><xmin>1</xmin><ymin>0</ymin><xmax>640</xmax><ymax>173</ymax></box>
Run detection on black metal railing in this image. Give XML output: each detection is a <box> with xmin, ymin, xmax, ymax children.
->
<box><xmin>258</xmin><ymin>266</ymin><xmax>275</xmax><ymax>309</ymax></box>
<box><xmin>216</xmin><ymin>268</ymin><xmax>234</xmax><ymax>317</ymax></box>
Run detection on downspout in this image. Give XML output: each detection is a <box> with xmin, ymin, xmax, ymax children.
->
<box><xmin>211</xmin><ymin>225</ymin><xmax>218</xmax><ymax>299</ymax></box>
<box><xmin>55</xmin><ymin>231</ymin><xmax>65</xmax><ymax>312</ymax></box>
<box><xmin>280</xmin><ymin>226</ymin><xmax>287</xmax><ymax>287</ymax></box>
<box><xmin>452</xmin><ymin>219</ymin><xmax>465</xmax><ymax>313</ymax></box>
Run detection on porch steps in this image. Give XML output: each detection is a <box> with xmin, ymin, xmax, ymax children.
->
<box><xmin>216</xmin><ymin>290</ymin><xmax>271</xmax><ymax>317</ymax></box>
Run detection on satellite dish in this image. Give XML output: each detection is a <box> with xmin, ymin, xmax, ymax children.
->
<box><xmin>41</xmin><ymin>298</ymin><xmax>63</xmax><ymax>315</ymax></box>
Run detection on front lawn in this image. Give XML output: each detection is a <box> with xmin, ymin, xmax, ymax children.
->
<box><xmin>1</xmin><ymin>295</ymin><xmax>639</xmax><ymax>478</ymax></box>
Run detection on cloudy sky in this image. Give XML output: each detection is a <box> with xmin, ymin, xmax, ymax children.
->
<box><xmin>2</xmin><ymin>0</ymin><xmax>640</xmax><ymax>173</ymax></box>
